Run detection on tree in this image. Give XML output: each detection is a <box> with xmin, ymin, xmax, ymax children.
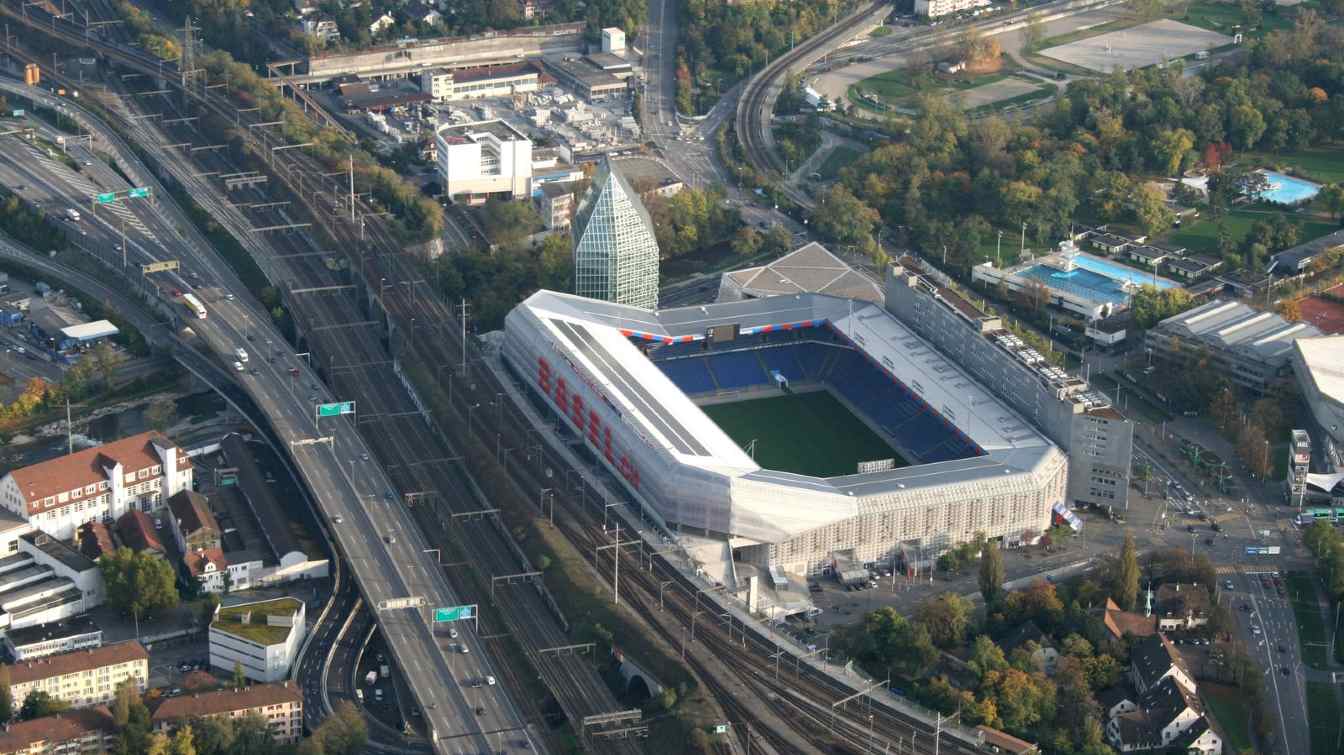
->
<box><xmin>190</xmin><ymin>718</ymin><xmax>235</xmax><ymax>755</ymax></box>
<box><xmin>111</xmin><ymin>678</ymin><xmax>137</xmax><ymax>728</ymax></box>
<box><xmin>90</xmin><ymin>342</ymin><xmax>125</xmax><ymax>391</ymax></box>
<box><xmin>231</xmin><ymin>660</ymin><xmax>246</xmax><ymax>689</ymax></box>
<box><xmin>1133</xmin><ymin>183</ymin><xmax>1175</xmax><ymax>237</ymax></box>
<box><xmin>144</xmin><ymin>397</ymin><xmax>177</xmax><ymax>432</ymax></box>
<box><xmin>145</xmin><ymin>732</ymin><xmax>172</xmax><ymax>755</ymax></box>
<box><xmin>199</xmin><ymin>593</ymin><xmax>221</xmax><ymax>628</ymax></box>
<box><xmin>1276</xmin><ymin>298</ymin><xmax>1302</xmax><ymax>322</ymax></box>
<box><xmin>0</xmin><ymin>666</ymin><xmax>10</xmax><ymax>724</ymax></box>
<box><xmin>1236</xmin><ymin>422</ymin><xmax>1272</xmax><ymax>479</ymax></box>
<box><xmin>811</xmin><ymin>185</ymin><xmax>880</xmax><ymax>246</ymax></box>
<box><xmin>1115</xmin><ymin>533</ymin><xmax>1139</xmax><ymax>610</ymax></box>
<box><xmin>310</xmin><ymin>701</ymin><xmax>369</xmax><ymax>755</ymax></box>
<box><xmin>1209</xmin><ymin>387</ymin><xmax>1240</xmax><ymax>436</ymax></box>
<box><xmin>228</xmin><ymin>712</ymin><xmax>274</xmax><ymax>755</ymax></box>
<box><xmin>169</xmin><ymin>725</ymin><xmax>197</xmax><ymax>755</ymax></box>
<box><xmin>979</xmin><ymin>541</ymin><xmax>1005</xmax><ymax>605</ymax></box>
<box><xmin>479</xmin><ymin>198</ymin><xmax>541</xmax><ymax>248</ymax></box>
<box><xmin>1022</xmin><ymin>13</ymin><xmax>1045</xmax><ymax>51</ymax></box>
<box><xmin>968</xmin><ymin>634</ymin><xmax>1008</xmax><ymax>678</ymax></box>
<box><xmin>1152</xmin><ymin>128</ymin><xmax>1195</xmax><ymax>176</ymax></box>
<box><xmin>915</xmin><ymin>592</ymin><xmax>973</xmax><ymax>649</ymax></box>
<box><xmin>99</xmin><ymin>547</ymin><xmax>180</xmax><ymax>623</ymax></box>
<box><xmin>19</xmin><ymin>690</ymin><xmax>68</xmax><ymax>720</ymax></box>
<box><xmin>1239</xmin><ymin>0</ymin><xmax>1262</xmax><ymax>28</ymax></box>
<box><xmin>1319</xmin><ymin>183</ymin><xmax>1344</xmax><ymax>222</ymax></box>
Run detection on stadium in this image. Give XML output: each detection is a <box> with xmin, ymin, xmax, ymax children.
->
<box><xmin>502</xmin><ymin>289</ymin><xmax>1069</xmax><ymax>577</ymax></box>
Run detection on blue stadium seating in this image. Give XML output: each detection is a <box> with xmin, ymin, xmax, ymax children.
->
<box><xmin>707</xmin><ymin>351</ymin><xmax>771</xmax><ymax>390</ymax></box>
<box><xmin>657</xmin><ymin>358</ymin><xmax>717</xmax><ymax>395</ymax></box>
<box><xmin>646</xmin><ymin>329</ymin><xmax>982</xmax><ymax>464</ymax></box>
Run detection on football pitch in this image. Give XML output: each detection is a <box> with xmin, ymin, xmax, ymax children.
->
<box><xmin>701</xmin><ymin>390</ymin><xmax>906</xmax><ymax>478</ymax></box>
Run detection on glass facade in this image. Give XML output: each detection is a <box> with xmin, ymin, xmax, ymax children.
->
<box><xmin>572</xmin><ymin>165</ymin><xmax>660</xmax><ymax>310</ymax></box>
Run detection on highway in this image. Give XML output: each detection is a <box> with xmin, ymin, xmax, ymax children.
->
<box><xmin>0</xmin><ymin>57</ymin><xmax>539</xmax><ymax>753</ymax></box>
<box><xmin>0</xmin><ymin>7</ymin><xmax>648</xmax><ymax>748</ymax></box>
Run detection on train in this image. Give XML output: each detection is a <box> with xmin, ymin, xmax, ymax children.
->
<box><xmin>1295</xmin><ymin>507</ymin><xmax>1344</xmax><ymax>526</ymax></box>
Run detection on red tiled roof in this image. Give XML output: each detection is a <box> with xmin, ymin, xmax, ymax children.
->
<box><xmin>116</xmin><ymin>511</ymin><xmax>164</xmax><ymax>554</ymax></box>
<box><xmin>0</xmin><ymin>705</ymin><xmax>115</xmax><ymax>752</ymax></box>
<box><xmin>168</xmin><ymin>490</ymin><xmax>219</xmax><ymax>538</ymax></box>
<box><xmin>184</xmin><ymin>548</ymin><xmax>227</xmax><ymax>578</ymax></box>
<box><xmin>5</xmin><ymin>641</ymin><xmax>147</xmax><ymax>686</ymax></box>
<box><xmin>77</xmin><ymin>521</ymin><xmax>116</xmax><ymax>561</ymax></box>
<box><xmin>151</xmin><ymin>683</ymin><xmax>301</xmax><ymax>723</ymax></box>
<box><xmin>7</xmin><ymin>432</ymin><xmax>189</xmax><ymax>515</ymax></box>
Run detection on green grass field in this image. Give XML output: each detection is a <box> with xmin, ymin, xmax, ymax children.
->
<box><xmin>1307</xmin><ymin>681</ymin><xmax>1343</xmax><ymax>755</ymax></box>
<box><xmin>848</xmin><ymin>60</ymin><xmax>1020</xmax><ymax>113</ymax></box>
<box><xmin>701</xmin><ymin>390</ymin><xmax>905</xmax><ymax>478</ymax></box>
<box><xmin>1160</xmin><ymin>209</ymin><xmax>1337</xmax><ymax>255</ymax></box>
<box><xmin>1248</xmin><ymin>148</ymin><xmax>1344</xmax><ymax>185</ymax></box>
<box><xmin>819</xmin><ymin>146</ymin><xmax>863</xmax><ymax>179</ymax></box>
<box><xmin>1288</xmin><ymin>572</ymin><xmax>1331</xmax><ymax>669</ymax></box>
<box><xmin>1201</xmin><ymin>683</ymin><xmax>1253</xmax><ymax>753</ymax></box>
<box><xmin>1181</xmin><ymin>0</ymin><xmax>1295</xmax><ymax>36</ymax></box>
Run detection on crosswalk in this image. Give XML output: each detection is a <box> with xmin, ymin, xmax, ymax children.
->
<box><xmin>23</xmin><ymin>143</ymin><xmax>158</xmax><ymax>244</ymax></box>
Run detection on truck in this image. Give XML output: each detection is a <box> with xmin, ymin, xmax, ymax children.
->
<box><xmin>364</xmin><ymin>670</ymin><xmax>377</xmax><ymax>686</ymax></box>
<box><xmin>182</xmin><ymin>293</ymin><xmax>207</xmax><ymax>320</ymax></box>
<box><xmin>380</xmin><ymin>664</ymin><xmax>390</xmax><ymax>679</ymax></box>
<box><xmin>64</xmin><ymin>208</ymin><xmax>80</xmax><ymax>222</ymax></box>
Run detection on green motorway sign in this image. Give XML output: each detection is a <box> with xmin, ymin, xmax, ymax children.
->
<box><xmin>95</xmin><ymin>192</ymin><xmax>117</xmax><ymax>205</ymax></box>
<box><xmin>433</xmin><ymin>606</ymin><xmax>473</xmax><ymax>622</ymax></box>
<box><xmin>316</xmin><ymin>401</ymin><xmax>355</xmax><ymax>417</ymax></box>
<box><xmin>128</xmin><ymin>187</ymin><xmax>151</xmax><ymax>199</ymax></box>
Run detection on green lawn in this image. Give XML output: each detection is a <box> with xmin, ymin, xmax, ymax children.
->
<box><xmin>1247</xmin><ymin>147</ymin><xmax>1344</xmax><ymax>185</ymax></box>
<box><xmin>1201</xmin><ymin>683</ymin><xmax>1254</xmax><ymax>754</ymax></box>
<box><xmin>1306</xmin><ymin>681</ymin><xmax>1343</xmax><ymax>755</ymax></box>
<box><xmin>849</xmin><ymin>60</ymin><xmax>1020</xmax><ymax>113</ymax></box>
<box><xmin>1288</xmin><ymin>573</ymin><xmax>1331</xmax><ymax>669</ymax></box>
<box><xmin>1161</xmin><ymin>209</ymin><xmax>1337</xmax><ymax>255</ymax></box>
<box><xmin>819</xmin><ymin>146</ymin><xmax>863</xmax><ymax>180</ymax></box>
<box><xmin>701</xmin><ymin>390</ymin><xmax>906</xmax><ymax>477</ymax></box>
<box><xmin>1180</xmin><ymin>0</ymin><xmax>1295</xmax><ymax>35</ymax></box>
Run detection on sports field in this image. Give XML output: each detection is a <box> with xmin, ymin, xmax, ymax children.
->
<box><xmin>702</xmin><ymin>390</ymin><xmax>906</xmax><ymax>478</ymax></box>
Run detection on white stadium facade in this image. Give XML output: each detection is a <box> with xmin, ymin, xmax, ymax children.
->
<box><xmin>500</xmin><ymin>256</ymin><xmax>1123</xmax><ymax>575</ymax></box>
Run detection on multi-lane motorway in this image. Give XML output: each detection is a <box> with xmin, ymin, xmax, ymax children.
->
<box><xmin>0</xmin><ymin>67</ymin><xmax>537</xmax><ymax>752</ymax></box>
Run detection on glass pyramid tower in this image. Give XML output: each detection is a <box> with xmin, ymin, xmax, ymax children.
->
<box><xmin>572</xmin><ymin>162</ymin><xmax>660</xmax><ymax>310</ymax></box>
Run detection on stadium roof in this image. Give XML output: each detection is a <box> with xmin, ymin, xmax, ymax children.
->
<box><xmin>1157</xmin><ymin>299</ymin><xmax>1321</xmax><ymax>362</ymax></box>
<box><xmin>722</xmin><ymin>243</ymin><xmax>883</xmax><ymax>302</ymax></box>
<box><xmin>516</xmin><ymin>290</ymin><xmax>1056</xmax><ymax>501</ymax></box>
<box><xmin>1294</xmin><ymin>335</ymin><xmax>1344</xmax><ymax>406</ymax></box>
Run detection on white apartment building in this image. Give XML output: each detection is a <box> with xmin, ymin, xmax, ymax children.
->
<box><xmin>209</xmin><ymin>598</ymin><xmax>306</xmax><ymax>683</ymax></box>
<box><xmin>419</xmin><ymin>63</ymin><xmax>540</xmax><ymax>102</ymax></box>
<box><xmin>0</xmin><ymin>432</ymin><xmax>192</xmax><ymax>541</ymax></box>
<box><xmin>914</xmin><ymin>0</ymin><xmax>991</xmax><ymax>18</ymax></box>
<box><xmin>5</xmin><ymin>641</ymin><xmax>148</xmax><ymax>711</ymax></box>
<box><xmin>435</xmin><ymin>120</ymin><xmax>533</xmax><ymax>200</ymax></box>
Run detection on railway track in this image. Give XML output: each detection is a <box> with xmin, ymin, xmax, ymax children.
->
<box><xmin>1</xmin><ymin>7</ymin><xmax>995</xmax><ymax>752</ymax></box>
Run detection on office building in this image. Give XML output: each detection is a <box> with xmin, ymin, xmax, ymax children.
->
<box><xmin>1147</xmin><ymin>299</ymin><xmax>1321</xmax><ymax>393</ymax></box>
<box><xmin>419</xmin><ymin>63</ymin><xmax>540</xmax><ymax>102</ymax></box>
<box><xmin>0</xmin><ymin>705</ymin><xmax>117</xmax><ymax>754</ymax></box>
<box><xmin>914</xmin><ymin>0</ymin><xmax>991</xmax><ymax>18</ymax></box>
<box><xmin>3</xmin><ymin>616</ymin><xmax>102</xmax><ymax>661</ymax></box>
<box><xmin>209</xmin><ymin>598</ymin><xmax>307</xmax><ymax>683</ymax></box>
<box><xmin>435</xmin><ymin>120</ymin><xmax>533</xmax><ymax>201</ymax></box>
<box><xmin>572</xmin><ymin>163</ymin><xmax>660</xmax><ymax>310</ymax></box>
<box><xmin>0</xmin><ymin>432</ymin><xmax>192</xmax><ymax>540</ymax></box>
<box><xmin>601</xmin><ymin>27</ymin><xmax>625</xmax><ymax>53</ymax></box>
<box><xmin>5</xmin><ymin>641</ymin><xmax>148</xmax><ymax>710</ymax></box>
<box><xmin>151</xmin><ymin>682</ymin><xmax>303</xmax><ymax>745</ymax></box>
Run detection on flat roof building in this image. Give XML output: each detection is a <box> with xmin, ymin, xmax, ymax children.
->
<box><xmin>3</xmin><ymin>615</ymin><xmax>102</xmax><ymax>661</ymax></box>
<box><xmin>1148</xmin><ymin>299</ymin><xmax>1321</xmax><ymax>393</ymax></box>
<box><xmin>209</xmin><ymin>597</ymin><xmax>307</xmax><ymax>683</ymax></box>
<box><xmin>420</xmin><ymin>62</ymin><xmax>542</xmax><ymax>102</ymax></box>
<box><xmin>541</xmin><ymin>56</ymin><xmax>627</xmax><ymax>100</ymax></box>
<box><xmin>435</xmin><ymin>119</ymin><xmax>533</xmax><ymax>201</ymax></box>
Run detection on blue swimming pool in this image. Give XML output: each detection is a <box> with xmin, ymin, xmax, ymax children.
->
<box><xmin>1018</xmin><ymin>253</ymin><xmax>1175</xmax><ymax>305</ymax></box>
<box><xmin>1256</xmin><ymin>170</ymin><xmax>1321</xmax><ymax>205</ymax></box>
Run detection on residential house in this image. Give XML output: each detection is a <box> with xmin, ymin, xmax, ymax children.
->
<box><xmin>1105</xmin><ymin>676</ymin><xmax>1220</xmax><ymax>754</ymax></box>
<box><xmin>184</xmin><ymin>548</ymin><xmax>229</xmax><ymax>594</ymax></box>
<box><xmin>167</xmin><ymin>490</ymin><xmax>221</xmax><ymax>553</ymax></box>
<box><xmin>999</xmin><ymin>620</ymin><xmax>1060</xmax><ymax>674</ymax></box>
<box><xmin>368</xmin><ymin>12</ymin><xmax>396</xmax><ymax>35</ymax></box>
<box><xmin>1129</xmin><ymin>634</ymin><xmax>1195</xmax><ymax>695</ymax></box>
<box><xmin>0</xmin><ymin>705</ymin><xmax>117</xmax><ymax>754</ymax></box>
<box><xmin>0</xmin><ymin>432</ymin><xmax>192</xmax><ymax>541</ymax></box>
<box><xmin>151</xmin><ymin>682</ymin><xmax>303</xmax><ymax>744</ymax></box>
<box><xmin>536</xmin><ymin>183</ymin><xmax>574</xmax><ymax>230</ymax></box>
<box><xmin>300</xmin><ymin>15</ymin><xmax>340</xmax><ymax>43</ymax></box>
<box><xmin>5</xmin><ymin>641</ymin><xmax>148</xmax><ymax>710</ymax></box>
<box><xmin>1127</xmin><ymin>244</ymin><xmax>1175</xmax><ymax>267</ymax></box>
<box><xmin>405</xmin><ymin>1</ymin><xmax>441</xmax><ymax>25</ymax></box>
<box><xmin>115</xmin><ymin>510</ymin><xmax>164</xmax><ymax>558</ymax></box>
<box><xmin>1154</xmin><ymin>583</ymin><xmax>1210</xmax><ymax>631</ymax></box>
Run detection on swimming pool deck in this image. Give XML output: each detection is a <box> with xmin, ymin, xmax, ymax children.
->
<box><xmin>1010</xmin><ymin>250</ymin><xmax>1180</xmax><ymax>306</ymax></box>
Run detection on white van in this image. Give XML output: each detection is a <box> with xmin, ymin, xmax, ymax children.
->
<box><xmin>234</xmin><ymin>347</ymin><xmax>249</xmax><ymax>363</ymax></box>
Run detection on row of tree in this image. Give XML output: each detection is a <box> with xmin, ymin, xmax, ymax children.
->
<box><xmin>1303</xmin><ymin>521</ymin><xmax>1344</xmax><ymax>602</ymax></box>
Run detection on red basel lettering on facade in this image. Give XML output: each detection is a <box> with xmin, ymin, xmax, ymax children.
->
<box><xmin>538</xmin><ymin>356</ymin><xmax>640</xmax><ymax>489</ymax></box>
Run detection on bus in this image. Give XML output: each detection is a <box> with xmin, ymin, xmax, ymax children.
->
<box><xmin>1296</xmin><ymin>507</ymin><xmax>1344</xmax><ymax>526</ymax></box>
<box><xmin>181</xmin><ymin>292</ymin><xmax>207</xmax><ymax>320</ymax></box>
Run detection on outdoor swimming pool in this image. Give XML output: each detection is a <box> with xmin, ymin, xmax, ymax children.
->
<box><xmin>1257</xmin><ymin>170</ymin><xmax>1321</xmax><ymax>205</ymax></box>
<box><xmin>1018</xmin><ymin>253</ymin><xmax>1176</xmax><ymax>305</ymax></box>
